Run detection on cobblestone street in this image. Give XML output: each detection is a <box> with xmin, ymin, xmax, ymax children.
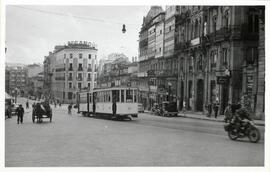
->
<box><xmin>5</xmin><ymin>98</ymin><xmax>264</xmax><ymax>167</ymax></box>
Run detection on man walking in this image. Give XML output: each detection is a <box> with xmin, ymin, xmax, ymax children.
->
<box><xmin>16</xmin><ymin>104</ymin><xmax>24</xmax><ymax>124</ymax></box>
<box><xmin>213</xmin><ymin>102</ymin><xmax>219</xmax><ymax>119</ymax></box>
<box><xmin>26</xmin><ymin>100</ymin><xmax>29</xmax><ymax>109</ymax></box>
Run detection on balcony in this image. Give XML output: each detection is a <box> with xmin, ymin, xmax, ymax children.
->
<box><xmin>87</xmin><ymin>68</ymin><xmax>92</xmax><ymax>72</ymax></box>
<box><xmin>78</xmin><ymin>67</ymin><xmax>83</xmax><ymax>71</ymax></box>
<box><xmin>68</xmin><ymin>67</ymin><xmax>73</xmax><ymax>71</ymax></box>
<box><xmin>87</xmin><ymin>77</ymin><xmax>91</xmax><ymax>81</ymax></box>
<box><xmin>77</xmin><ymin>77</ymin><xmax>83</xmax><ymax>81</ymax></box>
<box><xmin>155</xmin><ymin>70</ymin><xmax>177</xmax><ymax>78</ymax></box>
<box><xmin>68</xmin><ymin>77</ymin><xmax>73</xmax><ymax>81</ymax></box>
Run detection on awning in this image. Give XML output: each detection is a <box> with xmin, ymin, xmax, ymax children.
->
<box><xmin>5</xmin><ymin>93</ymin><xmax>14</xmax><ymax>100</ymax></box>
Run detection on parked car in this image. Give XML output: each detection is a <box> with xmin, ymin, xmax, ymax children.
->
<box><xmin>138</xmin><ymin>103</ymin><xmax>144</xmax><ymax>113</ymax></box>
<box><xmin>11</xmin><ymin>103</ymin><xmax>20</xmax><ymax>116</ymax></box>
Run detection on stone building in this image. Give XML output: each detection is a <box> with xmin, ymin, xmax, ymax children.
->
<box><xmin>43</xmin><ymin>41</ymin><xmax>98</xmax><ymax>103</ymax></box>
<box><xmin>5</xmin><ymin>65</ymin><xmax>27</xmax><ymax>97</ymax></box>
<box><xmin>98</xmin><ymin>55</ymin><xmax>138</xmax><ymax>89</ymax></box>
<box><xmin>138</xmin><ymin>6</ymin><xmax>264</xmax><ymax>119</ymax></box>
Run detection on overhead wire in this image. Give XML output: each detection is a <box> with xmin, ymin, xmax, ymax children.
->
<box><xmin>11</xmin><ymin>5</ymin><xmax>140</xmax><ymax>26</ymax></box>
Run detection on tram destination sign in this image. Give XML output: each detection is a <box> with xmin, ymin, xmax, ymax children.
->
<box><xmin>217</xmin><ymin>76</ymin><xmax>229</xmax><ymax>84</ymax></box>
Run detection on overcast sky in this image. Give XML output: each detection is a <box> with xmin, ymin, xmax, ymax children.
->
<box><xmin>6</xmin><ymin>5</ymin><xmax>153</xmax><ymax>64</ymax></box>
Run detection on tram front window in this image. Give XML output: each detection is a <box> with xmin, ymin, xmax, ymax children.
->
<box><xmin>126</xmin><ymin>89</ymin><xmax>133</xmax><ymax>103</ymax></box>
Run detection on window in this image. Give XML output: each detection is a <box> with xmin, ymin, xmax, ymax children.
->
<box><xmin>88</xmin><ymin>73</ymin><xmax>91</xmax><ymax>79</ymax></box>
<box><xmin>78</xmin><ymin>73</ymin><xmax>82</xmax><ymax>79</ymax></box>
<box><xmin>69</xmin><ymin>73</ymin><xmax>72</xmax><ymax>78</ymax></box>
<box><xmin>69</xmin><ymin>83</ymin><xmax>72</xmax><ymax>89</ymax></box>
<box><xmin>159</xmin><ymin>47</ymin><xmax>161</xmax><ymax>52</ymax></box>
<box><xmin>79</xmin><ymin>53</ymin><xmax>83</xmax><ymax>59</ymax></box>
<box><xmin>78</xmin><ymin>63</ymin><xmax>83</xmax><ymax>71</ymax></box>
<box><xmin>197</xmin><ymin>55</ymin><xmax>203</xmax><ymax>70</ymax></box>
<box><xmin>246</xmin><ymin>47</ymin><xmax>258</xmax><ymax>65</ymax></box>
<box><xmin>210</xmin><ymin>51</ymin><xmax>217</xmax><ymax>68</ymax></box>
<box><xmin>68</xmin><ymin>92</ymin><xmax>73</xmax><ymax>100</ymax></box>
<box><xmin>134</xmin><ymin>90</ymin><xmax>137</xmax><ymax>103</ymax></box>
<box><xmin>224</xmin><ymin>10</ymin><xmax>229</xmax><ymax>28</ymax></box>
<box><xmin>70</xmin><ymin>53</ymin><xmax>73</xmax><ymax>59</ymax></box>
<box><xmin>88</xmin><ymin>83</ymin><xmax>90</xmax><ymax>88</ymax></box>
<box><xmin>78</xmin><ymin>83</ymin><xmax>81</xmax><ymax>89</ymax></box>
<box><xmin>169</xmin><ymin>26</ymin><xmax>172</xmax><ymax>31</ymax></box>
<box><xmin>88</xmin><ymin>54</ymin><xmax>91</xmax><ymax>59</ymax></box>
<box><xmin>126</xmin><ymin>89</ymin><xmax>133</xmax><ymax>102</ymax></box>
<box><xmin>113</xmin><ymin>90</ymin><xmax>120</xmax><ymax>102</ymax></box>
<box><xmin>212</xmin><ymin>16</ymin><xmax>217</xmax><ymax>33</ymax></box>
<box><xmin>248</xmin><ymin>11</ymin><xmax>259</xmax><ymax>33</ymax></box>
<box><xmin>121</xmin><ymin>90</ymin><xmax>125</xmax><ymax>102</ymax></box>
<box><xmin>222</xmin><ymin>48</ymin><xmax>228</xmax><ymax>66</ymax></box>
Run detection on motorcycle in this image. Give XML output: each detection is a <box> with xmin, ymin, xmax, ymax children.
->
<box><xmin>151</xmin><ymin>105</ymin><xmax>162</xmax><ymax>116</ymax></box>
<box><xmin>224</xmin><ymin>119</ymin><xmax>260</xmax><ymax>143</ymax></box>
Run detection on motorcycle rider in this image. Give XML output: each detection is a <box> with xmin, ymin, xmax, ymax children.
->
<box><xmin>231</xmin><ymin>104</ymin><xmax>252</xmax><ymax>133</ymax></box>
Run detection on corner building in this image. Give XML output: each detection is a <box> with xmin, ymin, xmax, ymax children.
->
<box><xmin>47</xmin><ymin>41</ymin><xmax>98</xmax><ymax>103</ymax></box>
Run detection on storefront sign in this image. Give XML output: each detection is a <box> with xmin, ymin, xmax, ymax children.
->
<box><xmin>217</xmin><ymin>76</ymin><xmax>229</xmax><ymax>84</ymax></box>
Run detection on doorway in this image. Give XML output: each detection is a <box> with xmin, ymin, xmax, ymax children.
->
<box><xmin>196</xmin><ymin>79</ymin><xmax>204</xmax><ymax>111</ymax></box>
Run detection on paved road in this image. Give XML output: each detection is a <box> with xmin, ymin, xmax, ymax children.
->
<box><xmin>5</xmin><ymin>98</ymin><xmax>265</xmax><ymax>167</ymax></box>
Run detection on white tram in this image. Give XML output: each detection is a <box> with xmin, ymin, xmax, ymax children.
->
<box><xmin>77</xmin><ymin>87</ymin><xmax>139</xmax><ymax>120</ymax></box>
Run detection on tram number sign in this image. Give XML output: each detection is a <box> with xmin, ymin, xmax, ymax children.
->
<box><xmin>217</xmin><ymin>76</ymin><xmax>229</xmax><ymax>84</ymax></box>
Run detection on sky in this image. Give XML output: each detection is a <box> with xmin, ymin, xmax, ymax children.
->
<box><xmin>6</xmin><ymin>5</ymin><xmax>152</xmax><ymax>64</ymax></box>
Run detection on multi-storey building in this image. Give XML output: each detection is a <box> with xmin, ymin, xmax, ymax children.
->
<box><xmin>98</xmin><ymin>56</ymin><xmax>138</xmax><ymax>88</ymax></box>
<box><xmin>43</xmin><ymin>41</ymin><xmax>98</xmax><ymax>103</ymax></box>
<box><xmin>174</xmin><ymin>6</ymin><xmax>264</xmax><ymax>119</ymax></box>
<box><xmin>6</xmin><ymin>66</ymin><xmax>27</xmax><ymax>97</ymax></box>
<box><xmin>139</xmin><ymin>6</ymin><xmax>264</xmax><ymax>119</ymax></box>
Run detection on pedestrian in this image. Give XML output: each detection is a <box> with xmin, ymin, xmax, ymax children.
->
<box><xmin>224</xmin><ymin>103</ymin><xmax>232</xmax><ymax>123</ymax></box>
<box><xmin>26</xmin><ymin>100</ymin><xmax>29</xmax><ymax>109</ymax></box>
<box><xmin>68</xmin><ymin>104</ymin><xmax>72</xmax><ymax>114</ymax></box>
<box><xmin>112</xmin><ymin>99</ymin><xmax>117</xmax><ymax>117</ymax></box>
<box><xmin>213</xmin><ymin>102</ymin><xmax>219</xmax><ymax>118</ymax></box>
<box><xmin>208</xmin><ymin>103</ymin><xmax>212</xmax><ymax>117</ymax></box>
<box><xmin>16</xmin><ymin>104</ymin><xmax>24</xmax><ymax>124</ymax></box>
<box><xmin>54</xmin><ymin>101</ymin><xmax>57</xmax><ymax>108</ymax></box>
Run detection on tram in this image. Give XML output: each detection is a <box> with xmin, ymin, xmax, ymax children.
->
<box><xmin>77</xmin><ymin>87</ymin><xmax>139</xmax><ymax>120</ymax></box>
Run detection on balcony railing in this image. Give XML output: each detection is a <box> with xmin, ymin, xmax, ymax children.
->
<box><xmin>87</xmin><ymin>68</ymin><xmax>92</xmax><ymax>71</ymax></box>
<box><xmin>77</xmin><ymin>77</ymin><xmax>82</xmax><ymax>81</ymax></box>
<box><xmin>68</xmin><ymin>77</ymin><xmax>72</xmax><ymax>81</ymax></box>
<box><xmin>78</xmin><ymin>67</ymin><xmax>83</xmax><ymax>71</ymax></box>
<box><xmin>87</xmin><ymin>77</ymin><xmax>91</xmax><ymax>81</ymax></box>
<box><xmin>68</xmin><ymin>67</ymin><xmax>73</xmax><ymax>71</ymax></box>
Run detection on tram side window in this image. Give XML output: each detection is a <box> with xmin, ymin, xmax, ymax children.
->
<box><xmin>108</xmin><ymin>91</ymin><xmax>111</xmax><ymax>102</ymax></box>
<box><xmin>134</xmin><ymin>90</ymin><xmax>137</xmax><ymax>103</ymax></box>
<box><xmin>89</xmin><ymin>93</ymin><xmax>92</xmax><ymax>103</ymax></box>
<box><xmin>113</xmin><ymin>90</ymin><xmax>120</xmax><ymax>102</ymax></box>
<box><xmin>126</xmin><ymin>90</ymin><xmax>133</xmax><ymax>103</ymax></box>
<box><xmin>121</xmin><ymin>90</ymin><xmax>125</xmax><ymax>102</ymax></box>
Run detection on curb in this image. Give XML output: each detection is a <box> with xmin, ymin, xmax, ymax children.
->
<box><xmin>177</xmin><ymin>114</ymin><xmax>265</xmax><ymax>126</ymax></box>
<box><xmin>143</xmin><ymin>112</ymin><xmax>265</xmax><ymax>127</ymax></box>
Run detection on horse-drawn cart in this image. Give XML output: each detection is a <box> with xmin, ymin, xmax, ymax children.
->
<box><xmin>32</xmin><ymin>102</ymin><xmax>52</xmax><ymax>123</ymax></box>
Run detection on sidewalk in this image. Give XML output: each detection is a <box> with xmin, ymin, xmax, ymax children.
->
<box><xmin>144</xmin><ymin>110</ymin><xmax>265</xmax><ymax>126</ymax></box>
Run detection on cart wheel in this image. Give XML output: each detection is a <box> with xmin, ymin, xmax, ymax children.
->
<box><xmin>32</xmin><ymin>116</ymin><xmax>35</xmax><ymax>123</ymax></box>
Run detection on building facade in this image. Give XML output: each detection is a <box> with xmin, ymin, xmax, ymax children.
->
<box><xmin>6</xmin><ymin>66</ymin><xmax>27</xmax><ymax>97</ymax></box>
<box><xmin>138</xmin><ymin>6</ymin><xmax>264</xmax><ymax>119</ymax></box>
<box><xmin>98</xmin><ymin>55</ymin><xmax>138</xmax><ymax>89</ymax></box>
<box><xmin>43</xmin><ymin>41</ymin><xmax>98</xmax><ymax>103</ymax></box>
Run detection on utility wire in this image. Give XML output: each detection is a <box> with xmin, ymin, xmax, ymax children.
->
<box><xmin>11</xmin><ymin>5</ymin><xmax>140</xmax><ymax>26</ymax></box>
